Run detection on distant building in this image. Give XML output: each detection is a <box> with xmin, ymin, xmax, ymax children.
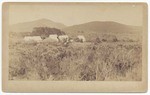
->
<box><xmin>77</xmin><ymin>35</ymin><xmax>86</xmax><ymax>42</ymax></box>
<box><xmin>24</xmin><ymin>36</ymin><xmax>42</xmax><ymax>42</ymax></box>
<box><xmin>43</xmin><ymin>34</ymin><xmax>59</xmax><ymax>42</ymax></box>
<box><xmin>58</xmin><ymin>35</ymin><xmax>69</xmax><ymax>42</ymax></box>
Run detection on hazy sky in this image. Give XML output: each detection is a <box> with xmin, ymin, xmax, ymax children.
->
<box><xmin>8</xmin><ymin>3</ymin><xmax>143</xmax><ymax>26</ymax></box>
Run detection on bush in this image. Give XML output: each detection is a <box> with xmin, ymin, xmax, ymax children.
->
<box><xmin>99</xmin><ymin>34</ymin><xmax>118</xmax><ymax>42</ymax></box>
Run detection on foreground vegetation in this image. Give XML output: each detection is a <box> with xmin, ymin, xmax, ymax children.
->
<box><xmin>9</xmin><ymin>40</ymin><xmax>142</xmax><ymax>81</ymax></box>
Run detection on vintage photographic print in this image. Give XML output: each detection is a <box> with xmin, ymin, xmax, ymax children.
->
<box><xmin>2</xmin><ymin>2</ymin><xmax>147</xmax><ymax>92</ymax></box>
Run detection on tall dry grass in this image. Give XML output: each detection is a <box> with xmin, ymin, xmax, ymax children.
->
<box><xmin>9</xmin><ymin>41</ymin><xmax>142</xmax><ymax>81</ymax></box>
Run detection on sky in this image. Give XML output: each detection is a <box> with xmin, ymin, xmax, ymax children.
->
<box><xmin>8</xmin><ymin>3</ymin><xmax>143</xmax><ymax>26</ymax></box>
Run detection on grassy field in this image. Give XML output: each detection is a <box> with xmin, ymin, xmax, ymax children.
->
<box><xmin>9</xmin><ymin>40</ymin><xmax>142</xmax><ymax>81</ymax></box>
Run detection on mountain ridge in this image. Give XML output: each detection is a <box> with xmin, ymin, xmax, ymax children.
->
<box><xmin>9</xmin><ymin>19</ymin><xmax>142</xmax><ymax>40</ymax></box>
<box><xmin>61</xmin><ymin>21</ymin><xmax>142</xmax><ymax>41</ymax></box>
<box><xmin>9</xmin><ymin>18</ymin><xmax>67</xmax><ymax>33</ymax></box>
<box><xmin>62</xmin><ymin>21</ymin><xmax>142</xmax><ymax>35</ymax></box>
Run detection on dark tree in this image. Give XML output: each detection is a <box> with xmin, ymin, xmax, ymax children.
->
<box><xmin>30</xmin><ymin>27</ymin><xmax>66</xmax><ymax>38</ymax></box>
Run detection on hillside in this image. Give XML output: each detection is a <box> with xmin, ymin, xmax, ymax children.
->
<box><xmin>9</xmin><ymin>18</ymin><xmax>66</xmax><ymax>33</ymax></box>
<box><xmin>9</xmin><ymin>20</ymin><xmax>142</xmax><ymax>41</ymax></box>
<box><xmin>62</xmin><ymin>21</ymin><xmax>142</xmax><ymax>40</ymax></box>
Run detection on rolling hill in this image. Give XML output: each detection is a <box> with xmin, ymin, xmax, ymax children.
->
<box><xmin>62</xmin><ymin>21</ymin><xmax>142</xmax><ymax>35</ymax></box>
<box><xmin>9</xmin><ymin>18</ymin><xmax>66</xmax><ymax>33</ymax></box>
<box><xmin>62</xmin><ymin>21</ymin><xmax>142</xmax><ymax>41</ymax></box>
<box><xmin>9</xmin><ymin>19</ymin><xmax>142</xmax><ymax>41</ymax></box>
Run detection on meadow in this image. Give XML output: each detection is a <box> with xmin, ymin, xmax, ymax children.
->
<box><xmin>9</xmin><ymin>39</ymin><xmax>142</xmax><ymax>81</ymax></box>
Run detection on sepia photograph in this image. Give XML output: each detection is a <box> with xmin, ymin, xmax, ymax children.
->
<box><xmin>2</xmin><ymin>2</ymin><xmax>148</xmax><ymax>92</ymax></box>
